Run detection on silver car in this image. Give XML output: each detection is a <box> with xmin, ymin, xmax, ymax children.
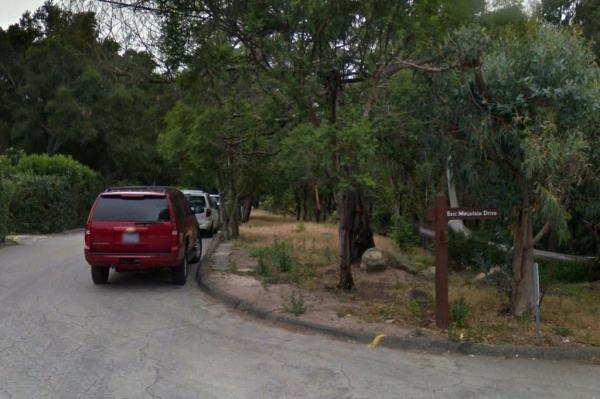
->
<box><xmin>182</xmin><ymin>190</ymin><xmax>220</xmax><ymax>236</ymax></box>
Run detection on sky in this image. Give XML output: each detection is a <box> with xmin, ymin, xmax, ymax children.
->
<box><xmin>0</xmin><ymin>0</ymin><xmax>47</xmax><ymax>29</ymax></box>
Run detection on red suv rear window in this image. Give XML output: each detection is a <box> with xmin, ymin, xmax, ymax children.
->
<box><xmin>93</xmin><ymin>196</ymin><xmax>171</xmax><ymax>222</ymax></box>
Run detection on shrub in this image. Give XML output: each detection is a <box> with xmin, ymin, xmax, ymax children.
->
<box><xmin>389</xmin><ymin>214</ymin><xmax>419</xmax><ymax>250</ymax></box>
<box><xmin>282</xmin><ymin>291</ymin><xmax>307</xmax><ymax>316</ymax></box>
<box><xmin>11</xmin><ymin>154</ymin><xmax>102</xmax><ymax>231</ymax></box>
<box><xmin>540</xmin><ymin>260</ymin><xmax>600</xmax><ymax>284</ymax></box>
<box><xmin>251</xmin><ymin>239</ymin><xmax>296</xmax><ymax>283</ymax></box>
<box><xmin>0</xmin><ymin>179</ymin><xmax>10</xmax><ymax>242</ymax></box>
<box><xmin>0</xmin><ymin>157</ymin><xmax>14</xmax><ymax>241</ymax></box>
<box><xmin>448</xmin><ymin>231</ymin><xmax>510</xmax><ymax>272</ymax></box>
<box><xmin>9</xmin><ymin>174</ymin><xmax>74</xmax><ymax>233</ymax></box>
<box><xmin>450</xmin><ymin>296</ymin><xmax>470</xmax><ymax>329</ymax></box>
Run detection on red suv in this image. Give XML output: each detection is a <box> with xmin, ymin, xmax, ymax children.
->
<box><xmin>84</xmin><ymin>187</ymin><xmax>201</xmax><ymax>285</ymax></box>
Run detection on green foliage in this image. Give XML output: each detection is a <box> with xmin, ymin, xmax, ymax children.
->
<box><xmin>389</xmin><ymin>214</ymin><xmax>420</xmax><ymax>250</ymax></box>
<box><xmin>540</xmin><ymin>260</ymin><xmax>600</xmax><ymax>284</ymax></box>
<box><xmin>448</xmin><ymin>231</ymin><xmax>510</xmax><ymax>272</ymax></box>
<box><xmin>0</xmin><ymin>178</ymin><xmax>10</xmax><ymax>242</ymax></box>
<box><xmin>14</xmin><ymin>154</ymin><xmax>101</xmax><ymax>227</ymax></box>
<box><xmin>9</xmin><ymin>174</ymin><xmax>74</xmax><ymax>233</ymax></box>
<box><xmin>450</xmin><ymin>297</ymin><xmax>470</xmax><ymax>329</ymax></box>
<box><xmin>552</xmin><ymin>325</ymin><xmax>572</xmax><ymax>337</ymax></box>
<box><xmin>3</xmin><ymin>154</ymin><xmax>101</xmax><ymax>234</ymax></box>
<box><xmin>251</xmin><ymin>240</ymin><xmax>294</xmax><ymax>281</ymax></box>
<box><xmin>282</xmin><ymin>291</ymin><xmax>307</xmax><ymax>316</ymax></box>
<box><xmin>0</xmin><ymin>4</ymin><xmax>171</xmax><ymax>183</ymax></box>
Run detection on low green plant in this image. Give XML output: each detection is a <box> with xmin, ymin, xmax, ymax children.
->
<box><xmin>540</xmin><ymin>260</ymin><xmax>600</xmax><ymax>284</ymax></box>
<box><xmin>450</xmin><ymin>296</ymin><xmax>470</xmax><ymax>329</ymax></box>
<box><xmin>389</xmin><ymin>214</ymin><xmax>419</xmax><ymax>250</ymax></box>
<box><xmin>282</xmin><ymin>291</ymin><xmax>306</xmax><ymax>316</ymax></box>
<box><xmin>255</xmin><ymin>254</ymin><xmax>272</xmax><ymax>279</ymax></box>
<box><xmin>251</xmin><ymin>239</ymin><xmax>294</xmax><ymax>282</ymax></box>
<box><xmin>448</xmin><ymin>231</ymin><xmax>510</xmax><ymax>272</ymax></box>
<box><xmin>0</xmin><ymin>178</ymin><xmax>10</xmax><ymax>242</ymax></box>
<box><xmin>295</xmin><ymin>220</ymin><xmax>305</xmax><ymax>232</ymax></box>
<box><xmin>552</xmin><ymin>326</ymin><xmax>572</xmax><ymax>337</ymax></box>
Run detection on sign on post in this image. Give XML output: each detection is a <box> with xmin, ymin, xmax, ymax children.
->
<box><xmin>428</xmin><ymin>195</ymin><xmax>499</xmax><ymax>329</ymax></box>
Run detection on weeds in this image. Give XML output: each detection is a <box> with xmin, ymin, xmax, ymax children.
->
<box><xmin>552</xmin><ymin>326</ymin><xmax>572</xmax><ymax>337</ymax></box>
<box><xmin>283</xmin><ymin>291</ymin><xmax>306</xmax><ymax>316</ymax></box>
<box><xmin>450</xmin><ymin>296</ymin><xmax>470</xmax><ymax>329</ymax></box>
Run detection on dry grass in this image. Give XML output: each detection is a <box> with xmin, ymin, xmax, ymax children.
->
<box><xmin>237</xmin><ymin>209</ymin><xmax>600</xmax><ymax>347</ymax></box>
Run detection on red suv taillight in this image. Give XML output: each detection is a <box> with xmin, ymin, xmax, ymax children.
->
<box><xmin>84</xmin><ymin>224</ymin><xmax>91</xmax><ymax>250</ymax></box>
<box><xmin>171</xmin><ymin>224</ymin><xmax>179</xmax><ymax>249</ymax></box>
<box><xmin>205</xmin><ymin>208</ymin><xmax>212</xmax><ymax>217</ymax></box>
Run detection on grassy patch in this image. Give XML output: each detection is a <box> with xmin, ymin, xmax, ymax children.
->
<box><xmin>236</xmin><ymin>210</ymin><xmax>600</xmax><ymax>347</ymax></box>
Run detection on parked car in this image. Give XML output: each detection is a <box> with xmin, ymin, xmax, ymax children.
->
<box><xmin>84</xmin><ymin>186</ymin><xmax>201</xmax><ymax>285</ymax></box>
<box><xmin>182</xmin><ymin>189</ymin><xmax>220</xmax><ymax>236</ymax></box>
<box><xmin>209</xmin><ymin>194</ymin><xmax>220</xmax><ymax>207</ymax></box>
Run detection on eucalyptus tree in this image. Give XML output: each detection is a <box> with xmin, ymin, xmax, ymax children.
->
<box><xmin>445</xmin><ymin>24</ymin><xmax>600</xmax><ymax>316</ymax></box>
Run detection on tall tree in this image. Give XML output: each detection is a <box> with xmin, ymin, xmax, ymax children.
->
<box><xmin>445</xmin><ymin>24</ymin><xmax>599</xmax><ymax>316</ymax></box>
<box><xmin>157</xmin><ymin>0</ymin><xmax>482</xmax><ymax>289</ymax></box>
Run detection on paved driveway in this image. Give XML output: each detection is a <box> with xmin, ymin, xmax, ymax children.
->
<box><xmin>0</xmin><ymin>232</ymin><xmax>598</xmax><ymax>398</ymax></box>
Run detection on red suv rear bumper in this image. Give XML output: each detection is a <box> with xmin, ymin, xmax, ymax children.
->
<box><xmin>84</xmin><ymin>250</ymin><xmax>180</xmax><ymax>270</ymax></box>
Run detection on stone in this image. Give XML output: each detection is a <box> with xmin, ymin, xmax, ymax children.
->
<box><xmin>406</xmin><ymin>288</ymin><xmax>430</xmax><ymax>309</ymax></box>
<box><xmin>471</xmin><ymin>272</ymin><xmax>486</xmax><ymax>284</ymax></box>
<box><xmin>419</xmin><ymin>266</ymin><xmax>436</xmax><ymax>280</ymax></box>
<box><xmin>360</xmin><ymin>248</ymin><xmax>388</xmax><ymax>272</ymax></box>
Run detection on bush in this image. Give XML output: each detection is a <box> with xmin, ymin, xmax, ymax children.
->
<box><xmin>0</xmin><ymin>179</ymin><xmax>10</xmax><ymax>242</ymax></box>
<box><xmin>1</xmin><ymin>154</ymin><xmax>102</xmax><ymax>234</ymax></box>
<box><xmin>448</xmin><ymin>231</ymin><xmax>510</xmax><ymax>272</ymax></box>
<box><xmin>540</xmin><ymin>260</ymin><xmax>600</xmax><ymax>284</ymax></box>
<box><xmin>0</xmin><ymin>156</ymin><xmax>14</xmax><ymax>242</ymax></box>
<box><xmin>251</xmin><ymin>240</ymin><xmax>295</xmax><ymax>282</ymax></box>
<box><xmin>8</xmin><ymin>174</ymin><xmax>79</xmax><ymax>233</ymax></box>
<box><xmin>389</xmin><ymin>214</ymin><xmax>419</xmax><ymax>250</ymax></box>
<box><xmin>9</xmin><ymin>154</ymin><xmax>102</xmax><ymax>232</ymax></box>
<box><xmin>282</xmin><ymin>291</ymin><xmax>307</xmax><ymax>316</ymax></box>
<box><xmin>16</xmin><ymin>154</ymin><xmax>101</xmax><ymax>224</ymax></box>
<box><xmin>450</xmin><ymin>296</ymin><xmax>470</xmax><ymax>329</ymax></box>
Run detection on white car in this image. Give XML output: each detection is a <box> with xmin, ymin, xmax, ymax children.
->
<box><xmin>182</xmin><ymin>190</ymin><xmax>220</xmax><ymax>236</ymax></box>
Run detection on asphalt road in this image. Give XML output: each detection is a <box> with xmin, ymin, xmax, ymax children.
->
<box><xmin>0</xmin><ymin>232</ymin><xmax>598</xmax><ymax>399</ymax></box>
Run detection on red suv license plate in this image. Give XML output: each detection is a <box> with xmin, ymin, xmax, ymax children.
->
<box><xmin>122</xmin><ymin>232</ymin><xmax>140</xmax><ymax>244</ymax></box>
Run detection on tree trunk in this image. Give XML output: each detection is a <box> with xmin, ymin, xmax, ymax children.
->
<box><xmin>510</xmin><ymin>208</ymin><xmax>535</xmax><ymax>317</ymax></box>
<box><xmin>446</xmin><ymin>162</ymin><xmax>471</xmax><ymax>238</ymax></box>
<box><xmin>337</xmin><ymin>190</ymin><xmax>354</xmax><ymax>290</ymax></box>
<box><xmin>313</xmin><ymin>178</ymin><xmax>321</xmax><ymax>223</ymax></box>
<box><xmin>222</xmin><ymin>187</ymin><xmax>240</xmax><ymax>239</ymax></box>
<box><xmin>241</xmin><ymin>199</ymin><xmax>252</xmax><ymax>223</ymax></box>
<box><xmin>336</xmin><ymin>190</ymin><xmax>375</xmax><ymax>290</ymax></box>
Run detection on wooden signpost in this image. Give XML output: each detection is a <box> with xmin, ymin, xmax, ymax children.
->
<box><xmin>428</xmin><ymin>193</ymin><xmax>499</xmax><ymax>329</ymax></box>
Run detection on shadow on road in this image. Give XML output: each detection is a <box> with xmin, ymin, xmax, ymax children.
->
<box><xmin>98</xmin><ymin>261</ymin><xmax>200</xmax><ymax>289</ymax></box>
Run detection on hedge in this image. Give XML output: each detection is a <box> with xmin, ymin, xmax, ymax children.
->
<box><xmin>8</xmin><ymin>174</ymin><xmax>76</xmax><ymax>233</ymax></box>
<box><xmin>0</xmin><ymin>156</ymin><xmax>11</xmax><ymax>242</ymax></box>
<box><xmin>0</xmin><ymin>179</ymin><xmax>9</xmax><ymax>242</ymax></box>
<box><xmin>3</xmin><ymin>154</ymin><xmax>102</xmax><ymax>234</ymax></box>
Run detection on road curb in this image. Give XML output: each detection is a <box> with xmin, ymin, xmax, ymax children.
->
<box><xmin>196</xmin><ymin>241</ymin><xmax>600</xmax><ymax>362</ymax></box>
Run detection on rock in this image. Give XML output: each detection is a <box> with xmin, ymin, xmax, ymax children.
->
<box><xmin>419</xmin><ymin>266</ymin><xmax>436</xmax><ymax>280</ymax></box>
<box><xmin>406</xmin><ymin>288</ymin><xmax>430</xmax><ymax>309</ymax></box>
<box><xmin>488</xmin><ymin>266</ymin><xmax>502</xmax><ymax>275</ymax></box>
<box><xmin>471</xmin><ymin>272</ymin><xmax>486</xmax><ymax>285</ymax></box>
<box><xmin>360</xmin><ymin>248</ymin><xmax>388</xmax><ymax>272</ymax></box>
